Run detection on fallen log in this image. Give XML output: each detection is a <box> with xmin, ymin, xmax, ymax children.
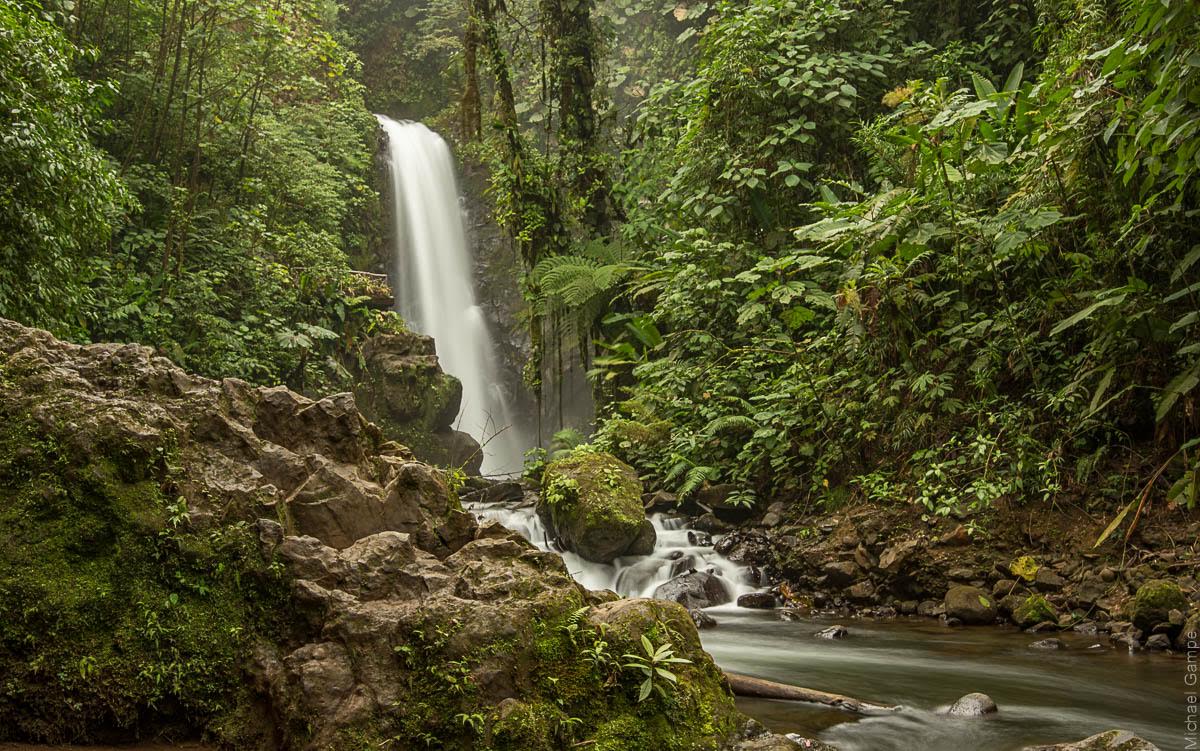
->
<box><xmin>723</xmin><ymin>671</ymin><xmax>898</xmax><ymax>714</ymax></box>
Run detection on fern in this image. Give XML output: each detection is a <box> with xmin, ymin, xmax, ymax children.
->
<box><xmin>677</xmin><ymin>465</ymin><xmax>719</xmax><ymax>499</ymax></box>
<box><xmin>701</xmin><ymin>414</ymin><xmax>758</xmax><ymax>435</ymax></box>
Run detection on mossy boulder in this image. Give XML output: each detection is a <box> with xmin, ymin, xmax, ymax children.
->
<box><xmin>1020</xmin><ymin>729</ymin><xmax>1160</xmax><ymax>750</ymax></box>
<box><xmin>1126</xmin><ymin>579</ymin><xmax>1187</xmax><ymax>631</ymax></box>
<box><xmin>352</xmin><ymin>331</ymin><xmax>483</xmax><ymax>473</ymax></box>
<box><xmin>539</xmin><ymin>451</ymin><xmax>656</xmax><ymax>563</ymax></box>
<box><xmin>1012</xmin><ymin>594</ymin><xmax>1059</xmax><ymax>628</ymax></box>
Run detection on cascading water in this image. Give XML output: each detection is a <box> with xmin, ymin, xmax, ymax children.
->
<box><xmin>466</xmin><ymin>499</ymin><xmax>756</xmax><ymax>601</ymax></box>
<box><xmin>377</xmin><ymin>115</ymin><xmax>528</xmax><ymax>476</ymax></box>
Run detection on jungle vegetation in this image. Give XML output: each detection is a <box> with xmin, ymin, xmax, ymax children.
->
<box><xmin>2</xmin><ymin>0</ymin><xmax>1198</xmax><ymax>524</ymax></box>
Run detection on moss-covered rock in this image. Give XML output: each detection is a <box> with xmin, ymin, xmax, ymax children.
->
<box><xmin>1020</xmin><ymin>728</ymin><xmax>1160</xmax><ymax>750</ymax></box>
<box><xmin>1012</xmin><ymin>594</ymin><xmax>1059</xmax><ymax>629</ymax></box>
<box><xmin>0</xmin><ymin>319</ymin><xmax>744</xmax><ymax>750</ymax></box>
<box><xmin>1127</xmin><ymin>579</ymin><xmax>1187</xmax><ymax>631</ymax></box>
<box><xmin>539</xmin><ymin>451</ymin><xmax>656</xmax><ymax>563</ymax></box>
<box><xmin>351</xmin><ymin>330</ymin><xmax>483</xmax><ymax>473</ymax></box>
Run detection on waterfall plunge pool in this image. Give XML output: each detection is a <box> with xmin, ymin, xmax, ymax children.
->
<box><xmin>467</xmin><ymin>499</ymin><xmax>1182</xmax><ymax>750</ymax></box>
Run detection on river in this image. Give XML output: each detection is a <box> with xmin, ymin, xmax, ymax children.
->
<box><xmin>469</xmin><ymin>499</ymin><xmax>1183</xmax><ymax>750</ymax></box>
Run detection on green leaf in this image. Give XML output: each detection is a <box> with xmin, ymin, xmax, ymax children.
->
<box><xmin>1049</xmin><ymin>293</ymin><xmax>1127</xmax><ymax>336</ymax></box>
<box><xmin>1002</xmin><ymin>62</ymin><xmax>1025</xmax><ymax>93</ymax></box>
<box><xmin>971</xmin><ymin>73</ymin><xmax>997</xmax><ymax>100</ymax></box>
<box><xmin>1155</xmin><ymin>363</ymin><xmax>1200</xmax><ymax>423</ymax></box>
<box><xmin>1093</xmin><ymin>499</ymin><xmax>1136</xmax><ymax>548</ymax></box>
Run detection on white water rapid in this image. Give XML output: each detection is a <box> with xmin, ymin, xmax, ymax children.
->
<box><xmin>467</xmin><ymin>499</ymin><xmax>756</xmax><ymax>601</ymax></box>
<box><xmin>377</xmin><ymin>115</ymin><xmax>528</xmax><ymax>476</ymax></box>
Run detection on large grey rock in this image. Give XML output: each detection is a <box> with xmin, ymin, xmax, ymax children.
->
<box><xmin>945</xmin><ymin>692</ymin><xmax>998</xmax><ymax>717</ymax></box>
<box><xmin>654</xmin><ymin>570</ymin><xmax>732</xmax><ymax>610</ymax></box>
<box><xmin>944</xmin><ymin>585</ymin><xmax>998</xmax><ymax>625</ymax></box>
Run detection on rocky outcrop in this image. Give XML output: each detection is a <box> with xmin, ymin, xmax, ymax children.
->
<box><xmin>351</xmin><ymin>330</ymin><xmax>483</xmax><ymax>474</ymax></box>
<box><xmin>705</xmin><ymin>504</ymin><xmax>1197</xmax><ymax>643</ymax></box>
<box><xmin>537</xmin><ymin>451</ymin><xmax>656</xmax><ymax>562</ymax></box>
<box><xmin>0</xmin><ymin>319</ymin><xmax>742</xmax><ymax>750</ymax></box>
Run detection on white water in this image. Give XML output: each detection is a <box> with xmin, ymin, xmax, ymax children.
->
<box><xmin>377</xmin><ymin>116</ymin><xmax>528</xmax><ymax>475</ymax></box>
<box><xmin>468</xmin><ymin>500</ymin><xmax>756</xmax><ymax>601</ymax></box>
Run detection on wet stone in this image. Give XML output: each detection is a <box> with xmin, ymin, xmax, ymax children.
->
<box><xmin>945</xmin><ymin>692</ymin><xmax>998</xmax><ymax>717</ymax></box>
<box><xmin>738</xmin><ymin>592</ymin><xmax>776</xmax><ymax>609</ymax></box>
<box><xmin>815</xmin><ymin>625</ymin><xmax>849</xmax><ymax>640</ymax></box>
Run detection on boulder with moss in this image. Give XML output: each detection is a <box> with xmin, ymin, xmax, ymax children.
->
<box><xmin>1127</xmin><ymin>579</ymin><xmax>1187</xmax><ymax>631</ymax></box>
<box><xmin>0</xmin><ymin>319</ymin><xmax>744</xmax><ymax>751</ymax></box>
<box><xmin>351</xmin><ymin>330</ymin><xmax>483</xmax><ymax>473</ymax></box>
<box><xmin>1012</xmin><ymin>594</ymin><xmax>1059</xmax><ymax>629</ymax></box>
<box><xmin>1021</xmin><ymin>729</ymin><xmax>1161</xmax><ymax>750</ymax></box>
<box><xmin>538</xmin><ymin>451</ymin><xmax>656</xmax><ymax>563</ymax></box>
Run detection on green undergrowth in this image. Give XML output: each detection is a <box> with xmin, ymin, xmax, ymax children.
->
<box><xmin>0</xmin><ymin>408</ymin><xmax>291</xmax><ymax>745</ymax></box>
<box><xmin>351</xmin><ymin>596</ymin><xmax>737</xmax><ymax>751</ymax></box>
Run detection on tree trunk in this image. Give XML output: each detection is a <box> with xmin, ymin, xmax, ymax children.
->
<box><xmin>723</xmin><ymin>671</ymin><xmax>897</xmax><ymax>714</ymax></box>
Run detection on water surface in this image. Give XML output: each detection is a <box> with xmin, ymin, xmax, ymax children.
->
<box><xmin>701</xmin><ymin>606</ymin><xmax>1181</xmax><ymax>750</ymax></box>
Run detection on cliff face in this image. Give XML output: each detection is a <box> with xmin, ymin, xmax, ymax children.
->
<box><xmin>0</xmin><ymin>319</ymin><xmax>740</xmax><ymax>750</ymax></box>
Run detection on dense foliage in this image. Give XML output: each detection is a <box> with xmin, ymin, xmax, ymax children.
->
<box><xmin>0</xmin><ymin>0</ymin><xmax>126</xmax><ymax>332</ymax></box>
<box><xmin>2</xmin><ymin>0</ymin><xmax>399</xmax><ymax>391</ymax></box>
<box><xmin>449</xmin><ymin>0</ymin><xmax>1198</xmax><ymax>520</ymax></box>
<box><xmin>587</xmin><ymin>0</ymin><xmax>1200</xmax><ymax>518</ymax></box>
<box><xmin>2</xmin><ymin>0</ymin><xmax>1196</xmax><ymax>522</ymax></box>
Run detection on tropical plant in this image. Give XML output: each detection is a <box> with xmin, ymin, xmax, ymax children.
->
<box><xmin>621</xmin><ymin>634</ymin><xmax>691</xmax><ymax>702</ymax></box>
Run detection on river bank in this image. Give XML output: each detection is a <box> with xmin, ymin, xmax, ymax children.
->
<box><xmin>463</xmin><ymin>475</ymin><xmax>1190</xmax><ymax>750</ymax></box>
<box><xmin>672</xmin><ymin>488</ymin><xmax>1198</xmax><ymax>653</ymax></box>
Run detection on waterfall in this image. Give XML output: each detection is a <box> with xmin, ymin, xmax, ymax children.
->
<box><xmin>377</xmin><ymin>115</ymin><xmax>528</xmax><ymax>476</ymax></box>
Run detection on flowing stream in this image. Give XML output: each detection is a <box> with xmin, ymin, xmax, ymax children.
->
<box><xmin>467</xmin><ymin>499</ymin><xmax>1182</xmax><ymax>750</ymax></box>
<box><xmin>377</xmin><ymin>116</ymin><xmax>528</xmax><ymax>476</ymax></box>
